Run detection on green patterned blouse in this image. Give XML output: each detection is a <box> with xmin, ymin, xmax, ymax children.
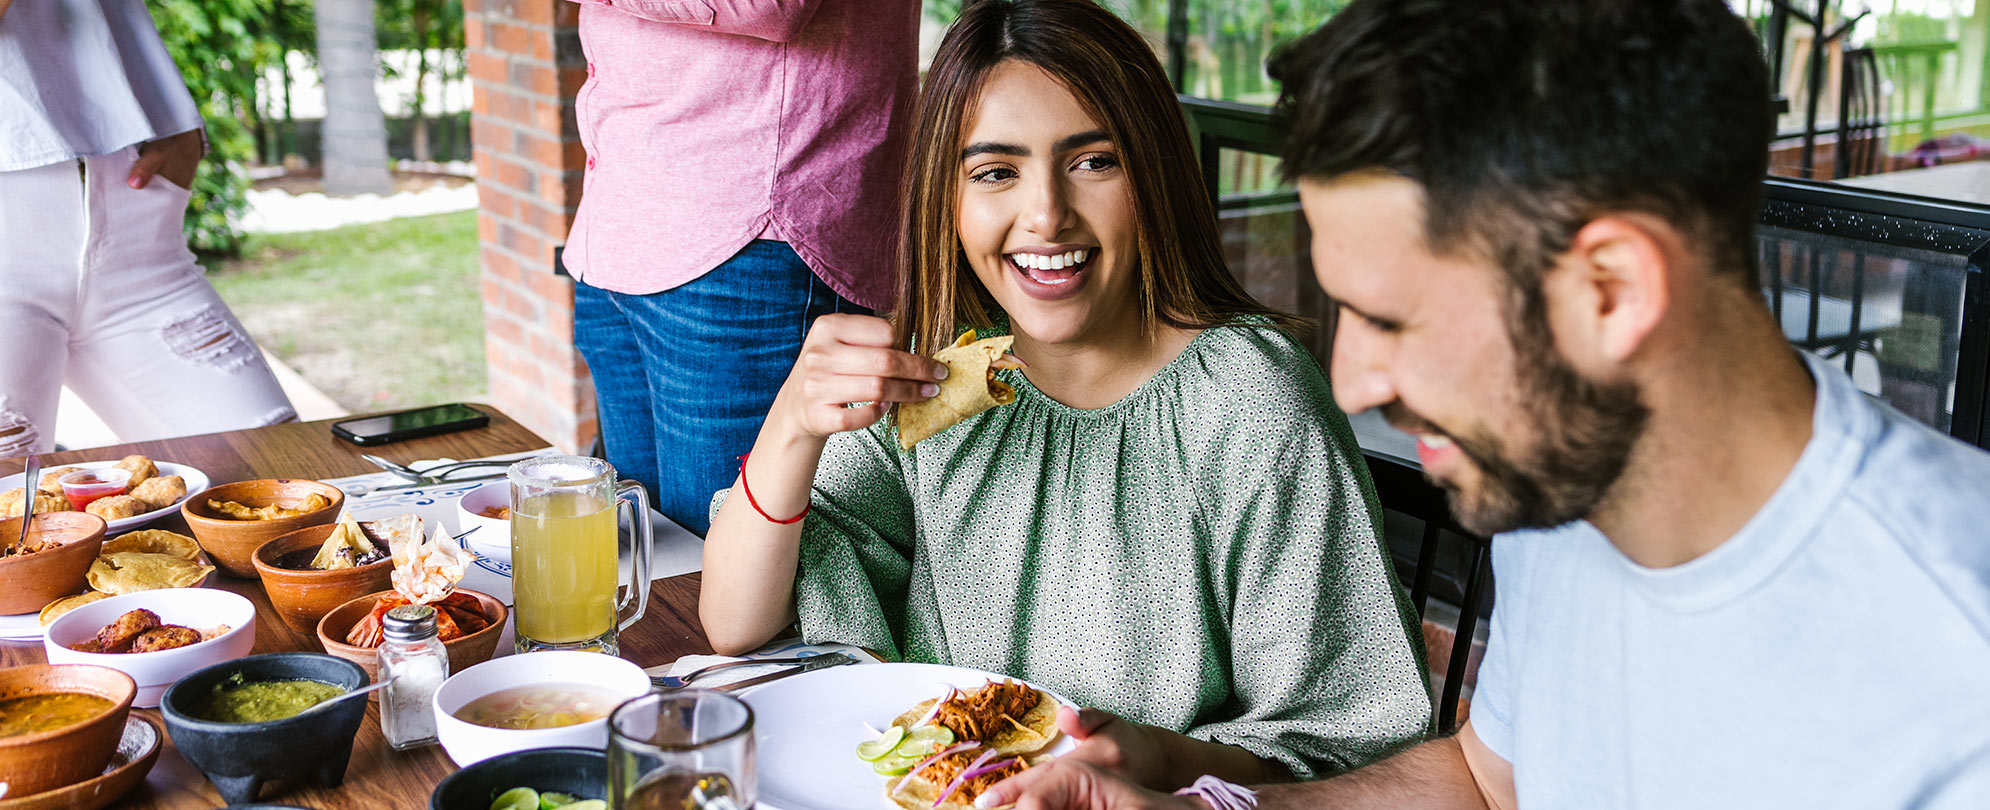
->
<box><xmin>722</xmin><ymin>322</ymin><xmax>1431</xmax><ymax>777</ymax></box>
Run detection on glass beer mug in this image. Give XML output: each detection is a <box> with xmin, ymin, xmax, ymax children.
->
<box><xmin>507</xmin><ymin>456</ymin><xmax>653</xmax><ymax>654</ymax></box>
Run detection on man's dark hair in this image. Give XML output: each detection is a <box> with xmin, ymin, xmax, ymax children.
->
<box><xmin>1269</xmin><ymin>0</ymin><xmax>1772</xmax><ymax>289</ymax></box>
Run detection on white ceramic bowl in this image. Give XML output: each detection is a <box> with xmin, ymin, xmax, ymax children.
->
<box><xmin>453</xmin><ymin>480</ymin><xmax>512</xmax><ymax>565</ymax></box>
<box><xmin>43</xmin><ymin>589</ymin><xmax>257</xmax><ymax>708</ymax></box>
<box><xmin>432</xmin><ymin>650</ymin><xmax>649</xmax><ymax>767</ymax></box>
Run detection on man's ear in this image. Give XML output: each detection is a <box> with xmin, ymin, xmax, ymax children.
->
<box><xmin>1543</xmin><ymin>215</ymin><xmax>1672</xmax><ymax>370</ymax></box>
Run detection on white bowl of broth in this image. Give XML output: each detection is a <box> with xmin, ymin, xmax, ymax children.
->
<box><xmin>432</xmin><ymin>650</ymin><xmax>648</xmax><ymax>766</ymax></box>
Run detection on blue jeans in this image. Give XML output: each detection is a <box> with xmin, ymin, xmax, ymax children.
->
<box><xmin>574</xmin><ymin>240</ymin><xmax>868</xmax><ymax>535</ymax></box>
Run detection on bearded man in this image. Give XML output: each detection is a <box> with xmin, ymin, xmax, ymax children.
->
<box><xmin>979</xmin><ymin>1</ymin><xmax>1990</xmax><ymax>808</ymax></box>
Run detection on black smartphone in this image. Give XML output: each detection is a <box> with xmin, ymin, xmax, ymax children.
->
<box><xmin>332</xmin><ymin>403</ymin><xmax>490</xmax><ymax>446</ymax></box>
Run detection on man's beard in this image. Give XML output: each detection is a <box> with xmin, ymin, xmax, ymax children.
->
<box><xmin>1405</xmin><ymin>321</ymin><xmax>1651</xmax><ymax>537</ymax></box>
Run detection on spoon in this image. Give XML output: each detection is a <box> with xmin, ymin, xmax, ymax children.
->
<box><xmin>291</xmin><ymin>677</ymin><xmax>396</xmax><ymax>719</ymax></box>
<box><xmin>12</xmin><ymin>454</ymin><xmax>38</xmax><ymax>556</ymax></box>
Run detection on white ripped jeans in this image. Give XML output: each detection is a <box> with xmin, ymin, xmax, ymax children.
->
<box><xmin>0</xmin><ymin>146</ymin><xmax>295</xmax><ymax>455</ymax></box>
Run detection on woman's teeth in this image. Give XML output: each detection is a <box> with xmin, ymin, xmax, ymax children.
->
<box><xmin>1010</xmin><ymin>249</ymin><xmax>1090</xmax><ymax>285</ymax></box>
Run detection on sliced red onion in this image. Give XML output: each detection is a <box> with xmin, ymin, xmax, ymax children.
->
<box><xmin>957</xmin><ymin>756</ymin><xmax>1018</xmax><ymax>782</ymax></box>
<box><xmin>916</xmin><ymin>687</ymin><xmax>957</xmax><ymax>728</ymax></box>
<box><xmin>934</xmin><ymin>749</ymin><xmax>999</xmax><ymax>807</ymax></box>
<box><xmin>895</xmin><ymin>741</ymin><xmax>982</xmax><ymax>797</ymax></box>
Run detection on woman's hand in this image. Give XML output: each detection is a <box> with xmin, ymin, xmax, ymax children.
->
<box><xmin>978</xmin><ymin>758</ymin><xmax>1205</xmax><ymax>810</ymax></box>
<box><xmin>1052</xmin><ymin>705</ymin><xmax>1289</xmax><ymax>791</ymax></box>
<box><xmin>128</xmin><ymin>129</ymin><xmax>205</xmax><ymax>191</ymax></box>
<box><xmin>771</xmin><ymin>313</ymin><xmax>948</xmax><ymax>441</ymax></box>
<box><xmin>1054</xmin><ymin>706</ymin><xmax>1175</xmax><ymax>790</ymax></box>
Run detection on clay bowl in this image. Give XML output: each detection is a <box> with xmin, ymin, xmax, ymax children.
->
<box><xmin>0</xmin><ymin>513</ymin><xmax>108</xmax><ymax>616</ymax></box>
<box><xmin>251</xmin><ymin>524</ymin><xmax>392</xmax><ymax>634</ymax></box>
<box><xmin>315</xmin><ymin>589</ymin><xmax>507</xmax><ymax>684</ymax></box>
<box><xmin>159</xmin><ymin>652</ymin><xmax>367</xmax><ymax>806</ymax></box>
<box><xmin>0</xmin><ymin>663</ymin><xmax>137</xmax><ymax>798</ymax></box>
<box><xmin>181</xmin><ymin>479</ymin><xmax>343</xmax><ymax>579</ymax></box>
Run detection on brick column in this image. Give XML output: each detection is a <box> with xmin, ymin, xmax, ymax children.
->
<box><xmin>464</xmin><ymin>0</ymin><xmax>596</xmax><ymax>452</ymax></box>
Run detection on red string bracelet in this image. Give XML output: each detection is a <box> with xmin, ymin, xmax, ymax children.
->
<box><xmin>738</xmin><ymin>453</ymin><xmax>809</xmax><ymax>524</ymax></box>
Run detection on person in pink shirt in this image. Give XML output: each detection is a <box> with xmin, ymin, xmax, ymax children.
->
<box><xmin>562</xmin><ymin>0</ymin><xmax>920</xmax><ymax>533</ymax></box>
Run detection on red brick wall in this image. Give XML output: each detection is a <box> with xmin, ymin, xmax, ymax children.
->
<box><xmin>464</xmin><ymin>0</ymin><xmax>596</xmax><ymax>451</ymax></box>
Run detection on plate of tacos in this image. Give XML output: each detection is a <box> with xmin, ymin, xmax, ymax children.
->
<box><xmin>742</xmin><ymin>662</ymin><xmax>1076</xmax><ymax>810</ymax></box>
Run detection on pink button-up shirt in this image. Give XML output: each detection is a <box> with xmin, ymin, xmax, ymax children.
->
<box><xmin>561</xmin><ymin>0</ymin><xmax>919</xmax><ymax>310</ymax></box>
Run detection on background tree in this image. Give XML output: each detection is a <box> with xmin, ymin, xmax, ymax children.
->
<box><xmin>316</xmin><ymin>0</ymin><xmax>393</xmax><ymax>194</ymax></box>
<box><xmin>376</xmin><ymin>0</ymin><xmax>465</xmax><ymax>162</ymax></box>
<box><xmin>149</xmin><ymin>0</ymin><xmax>267</xmax><ymax>254</ymax></box>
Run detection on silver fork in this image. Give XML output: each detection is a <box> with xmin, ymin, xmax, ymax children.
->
<box><xmin>650</xmin><ymin>655</ymin><xmax>836</xmax><ymax>690</ymax></box>
<box><xmin>362</xmin><ymin>453</ymin><xmax>514</xmax><ymax>484</ymax></box>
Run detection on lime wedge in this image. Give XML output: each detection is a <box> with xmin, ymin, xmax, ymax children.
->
<box><xmin>564</xmin><ymin>802</ymin><xmax>607</xmax><ymax>810</ymax></box>
<box><xmin>872</xmin><ymin>753</ymin><xmax>922</xmax><ymax>776</ymax></box>
<box><xmin>896</xmin><ymin>724</ymin><xmax>953</xmax><ymax>756</ymax></box>
<box><xmin>491</xmin><ymin>787</ymin><xmax>540</xmax><ymax>810</ymax></box>
<box><xmin>540</xmin><ymin>793</ymin><xmax>579</xmax><ymax>809</ymax></box>
<box><xmin>857</xmin><ymin>725</ymin><xmax>908</xmax><ymax>761</ymax></box>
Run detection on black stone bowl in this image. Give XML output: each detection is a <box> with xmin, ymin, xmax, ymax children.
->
<box><xmin>430</xmin><ymin>747</ymin><xmax>608</xmax><ymax>810</ymax></box>
<box><xmin>160</xmin><ymin>652</ymin><xmax>368</xmax><ymax>805</ymax></box>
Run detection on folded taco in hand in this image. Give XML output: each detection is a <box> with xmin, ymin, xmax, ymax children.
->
<box><xmin>895</xmin><ymin>329</ymin><xmax>1026</xmax><ymax>451</ymax></box>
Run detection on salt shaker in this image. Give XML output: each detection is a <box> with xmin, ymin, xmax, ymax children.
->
<box><xmin>380</xmin><ymin>604</ymin><xmax>449</xmax><ymax>750</ymax></box>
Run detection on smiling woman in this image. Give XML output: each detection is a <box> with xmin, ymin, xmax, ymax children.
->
<box><xmin>700</xmin><ymin>0</ymin><xmax>1432</xmax><ymax>791</ymax></box>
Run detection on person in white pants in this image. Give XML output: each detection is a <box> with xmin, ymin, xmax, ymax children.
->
<box><xmin>0</xmin><ymin>0</ymin><xmax>295</xmax><ymax>455</ymax></box>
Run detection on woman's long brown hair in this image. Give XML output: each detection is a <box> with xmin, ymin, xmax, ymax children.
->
<box><xmin>892</xmin><ymin>0</ymin><xmax>1300</xmax><ymax>355</ymax></box>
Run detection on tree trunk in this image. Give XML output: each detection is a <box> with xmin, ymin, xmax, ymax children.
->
<box><xmin>411</xmin><ymin>4</ymin><xmax>432</xmax><ymax>163</ymax></box>
<box><xmin>315</xmin><ymin>0</ymin><xmax>393</xmax><ymax>195</ymax></box>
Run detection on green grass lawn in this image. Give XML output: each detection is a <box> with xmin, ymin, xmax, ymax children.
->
<box><xmin>205</xmin><ymin>210</ymin><xmax>488</xmax><ymax>414</ymax></box>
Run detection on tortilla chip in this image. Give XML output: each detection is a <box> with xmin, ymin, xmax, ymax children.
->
<box><xmin>87</xmin><ymin>551</ymin><xmax>213</xmax><ymax>593</ymax></box>
<box><xmin>102</xmin><ymin>529</ymin><xmax>202</xmax><ymax>562</ymax></box>
<box><xmin>38</xmin><ymin>591</ymin><xmax>111</xmax><ymax>626</ymax></box>
<box><xmin>895</xmin><ymin>331</ymin><xmax>1019</xmax><ymax>450</ymax></box>
<box><xmin>311</xmin><ymin>514</ymin><xmax>375</xmax><ymax>570</ymax></box>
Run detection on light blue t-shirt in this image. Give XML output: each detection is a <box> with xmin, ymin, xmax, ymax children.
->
<box><xmin>1472</xmin><ymin>352</ymin><xmax>1990</xmax><ymax>809</ymax></box>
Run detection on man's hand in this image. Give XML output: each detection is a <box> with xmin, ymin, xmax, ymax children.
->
<box><xmin>128</xmin><ymin>129</ymin><xmax>205</xmax><ymax>191</ymax></box>
<box><xmin>1051</xmin><ymin>706</ymin><xmax>1174</xmax><ymax>790</ymax></box>
<box><xmin>978</xmin><ymin>759</ymin><xmax>1205</xmax><ymax>810</ymax></box>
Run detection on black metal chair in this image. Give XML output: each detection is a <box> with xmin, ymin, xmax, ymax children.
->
<box><xmin>1365</xmin><ymin>452</ymin><xmax>1491</xmax><ymax>735</ymax></box>
<box><xmin>1835</xmin><ymin>46</ymin><xmax>1887</xmax><ymax>179</ymax></box>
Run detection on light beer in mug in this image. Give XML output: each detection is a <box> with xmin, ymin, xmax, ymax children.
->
<box><xmin>506</xmin><ymin>455</ymin><xmax>653</xmax><ymax>654</ymax></box>
<box><xmin>512</xmin><ymin>491</ymin><xmax>617</xmax><ymax>646</ymax></box>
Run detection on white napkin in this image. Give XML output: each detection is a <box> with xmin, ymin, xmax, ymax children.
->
<box><xmin>648</xmin><ymin>638</ymin><xmax>882</xmax><ymax>688</ymax></box>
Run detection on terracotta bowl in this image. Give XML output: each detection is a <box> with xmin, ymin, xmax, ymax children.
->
<box><xmin>0</xmin><ymin>663</ymin><xmax>137</xmax><ymax>797</ymax></box>
<box><xmin>251</xmin><ymin>524</ymin><xmax>393</xmax><ymax>634</ymax></box>
<box><xmin>0</xmin><ymin>513</ymin><xmax>107</xmax><ymax>616</ymax></box>
<box><xmin>314</xmin><ymin>589</ymin><xmax>508</xmax><ymax>685</ymax></box>
<box><xmin>181</xmin><ymin>479</ymin><xmax>344</xmax><ymax>579</ymax></box>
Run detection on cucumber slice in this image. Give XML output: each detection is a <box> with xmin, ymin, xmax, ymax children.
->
<box><xmin>540</xmin><ymin>793</ymin><xmax>579</xmax><ymax>809</ymax></box>
<box><xmin>856</xmin><ymin>725</ymin><xmax>907</xmax><ymax>761</ymax></box>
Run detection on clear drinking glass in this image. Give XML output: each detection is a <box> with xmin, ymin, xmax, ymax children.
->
<box><xmin>507</xmin><ymin>455</ymin><xmax>653</xmax><ymax>654</ymax></box>
<box><xmin>609</xmin><ymin>690</ymin><xmax>756</xmax><ymax>810</ymax></box>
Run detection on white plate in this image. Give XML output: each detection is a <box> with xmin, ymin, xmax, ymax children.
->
<box><xmin>743</xmin><ymin>662</ymin><xmax>1077</xmax><ymax>810</ymax></box>
<box><xmin>0</xmin><ymin>460</ymin><xmax>210</xmax><ymax>534</ymax></box>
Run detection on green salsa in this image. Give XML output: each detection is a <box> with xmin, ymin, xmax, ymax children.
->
<box><xmin>192</xmin><ymin>676</ymin><xmax>345</xmax><ymax>723</ymax></box>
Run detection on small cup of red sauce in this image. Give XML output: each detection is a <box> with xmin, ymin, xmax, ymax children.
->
<box><xmin>59</xmin><ymin>468</ymin><xmax>132</xmax><ymax>510</ymax></box>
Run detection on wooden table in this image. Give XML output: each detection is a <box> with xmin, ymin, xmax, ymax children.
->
<box><xmin>0</xmin><ymin>407</ymin><xmax>717</xmax><ymax>809</ymax></box>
